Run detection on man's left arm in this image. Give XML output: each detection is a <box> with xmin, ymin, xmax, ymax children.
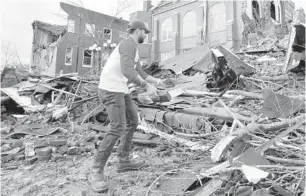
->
<box><xmin>135</xmin><ymin>61</ymin><xmax>161</xmax><ymax>84</ymax></box>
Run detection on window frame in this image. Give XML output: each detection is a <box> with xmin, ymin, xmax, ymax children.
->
<box><xmin>103</xmin><ymin>27</ymin><xmax>112</xmax><ymax>42</ymax></box>
<box><xmin>182</xmin><ymin>11</ymin><xmax>197</xmax><ymax>38</ymax></box>
<box><xmin>143</xmin><ymin>22</ymin><xmax>149</xmax><ymax>43</ymax></box>
<box><xmin>208</xmin><ymin>3</ymin><xmax>226</xmax><ymax>33</ymax></box>
<box><xmin>82</xmin><ymin>49</ymin><xmax>93</xmax><ymax>68</ymax></box>
<box><xmin>85</xmin><ymin>23</ymin><xmax>95</xmax><ymax>37</ymax></box>
<box><xmin>68</xmin><ymin>19</ymin><xmax>75</xmax><ymax>33</ymax></box>
<box><xmin>64</xmin><ymin>47</ymin><xmax>73</xmax><ymax>66</ymax></box>
<box><xmin>161</xmin><ymin>18</ymin><xmax>172</xmax><ymax>42</ymax></box>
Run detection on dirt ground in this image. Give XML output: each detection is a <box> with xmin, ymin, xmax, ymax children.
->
<box><xmin>1</xmin><ymin>141</ymin><xmax>214</xmax><ymax>196</ymax></box>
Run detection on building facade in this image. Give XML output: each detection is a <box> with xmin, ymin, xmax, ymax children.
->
<box><xmin>31</xmin><ymin>2</ymin><xmax>129</xmax><ymax>76</ymax></box>
<box><xmin>141</xmin><ymin>0</ymin><xmax>295</xmax><ymax>63</ymax></box>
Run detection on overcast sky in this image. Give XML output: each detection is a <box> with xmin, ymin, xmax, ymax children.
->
<box><xmin>1</xmin><ymin>0</ymin><xmax>159</xmax><ymax>65</ymax></box>
<box><xmin>1</xmin><ymin>0</ymin><xmax>305</xmax><ymax>65</ymax></box>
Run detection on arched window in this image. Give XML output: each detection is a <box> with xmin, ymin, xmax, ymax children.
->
<box><xmin>270</xmin><ymin>0</ymin><xmax>282</xmax><ymax>22</ymax></box>
<box><xmin>182</xmin><ymin>11</ymin><xmax>197</xmax><ymax>38</ymax></box>
<box><xmin>208</xmin><ymin>3</ymin><xmax>226</xmax><ymax>33</ymax></box>
<box><xmin>252</xmin><ymin>0</ymin><xmax>260</xmax><ymax>22</ymax></box>
<box><xmin>271</xmin><ymin>1</ymin><xmax>276</xmax><ymax>20</ymax></box>
<box><xmin>161</xmin><ymin>18</ymin><xmax>172</xmax><ymax>42</ymax></box>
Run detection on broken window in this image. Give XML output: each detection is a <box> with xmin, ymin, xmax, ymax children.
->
<box><xmin>161</xmin><ymin>18</ymin><xmax>172</xmax><ymax>42</ymax></box>
<box><xmin>65</xmin><ymin>47</ymin><xmax>73</xmax><ymax>65</ymax></box>
<box><xmin>68</xmin><ymin>20</ymin><xmax>75</xmax><ymax>33</ymax></box>
<box><xmin>85</xmin><ymin>23</ymin><xmax>95</xmax><ymax>37</ymax></box>
<box><xmin>208</xmin><ymin>3</ymin><xmax>226</xmax><ymax>33</ymax></box>
<box><xmin>103</xmin><ymin>28</ymin><xmax>112</xmax><ymax>42</ymax></box>
<box><xmin>183</xmin><ymin>11</ymin><xmax>197</xmax><ymax>37</ymax></box>
<box><xmin>252</xmin><ymin>1</ymin><xmax>260</xmax><ymax>23</ymax></box>
<box><xmin>83</xmin><ymin>49</ymin><xmax>92</xmax><ymax>67</ymax></box>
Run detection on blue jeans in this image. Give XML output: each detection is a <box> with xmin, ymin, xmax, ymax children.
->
<box><xmin>93</xmin><ymin>89</ymin><xmax>138</xmax><ymax>169</ymax></box>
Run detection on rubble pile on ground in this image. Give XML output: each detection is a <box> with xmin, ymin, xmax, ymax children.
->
<box><xmin>1</xmin><ymin>13</ymin><xmax>305</xmax><ymax>196</ymax></box>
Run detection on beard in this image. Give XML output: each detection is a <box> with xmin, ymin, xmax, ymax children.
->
<box><xmin>138</xmin><ymin>36</ymin><xmax>145</xmax><ymax>44</ymax></box>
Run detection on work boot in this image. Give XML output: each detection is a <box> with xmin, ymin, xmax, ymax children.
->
<box><xmin>116</xmin><ymin>159</ymin><xmax>144</xmax><ymax>172</ymax></box>
<box><xmin>88</xmin><ymin>168</ymin><xmax>109</xmax><ymax>193</ymax></box>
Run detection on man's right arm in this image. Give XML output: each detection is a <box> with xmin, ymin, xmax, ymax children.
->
<box><xmin>119</xmin><ymin>39</ymin><xmax>148</xmax><ymax>88</ymax></box>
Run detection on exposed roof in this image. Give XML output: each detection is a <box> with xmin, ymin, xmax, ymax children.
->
<box><xmin>32</xmin><ymin>20</ymin><xmax>66</xmax><ymax>36</ymax></box>
<box><xmin>60</xmin><ymin>2</ymin><xmax>129</xmax><ymax>25</ymax></box>
<box><xmin>151</xmin><ymin>0</ymin><xmax>173</xmax><ymax>11</ymax></box>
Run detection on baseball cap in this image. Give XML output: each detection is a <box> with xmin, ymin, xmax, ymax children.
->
<box><xmin>128</xmin><ymin>20</ymin><xmax>151</xmax><ymax>34</ymax></box>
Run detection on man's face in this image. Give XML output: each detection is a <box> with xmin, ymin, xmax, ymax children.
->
<box><xmin>137</xmin><ymin>29</ymin><xmax>147</xmax><ymax>44</ymax></box>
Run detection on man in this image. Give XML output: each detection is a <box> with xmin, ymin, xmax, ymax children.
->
<box><xmin>89</xmin><ymin>20</ymin><xmax>161</xmax><ymax>192</ymax></box>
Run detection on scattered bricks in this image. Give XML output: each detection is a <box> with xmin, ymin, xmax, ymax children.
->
<box><xmin>51</xmin><ymin>153</ymin><xmax>63</xmax><ymax>161</ymax></box>
<box><xmin>84</xmin><ymin>134</ymin><xmax>95</xmax><ymax>143</ymax></box>
<box><xmin>13</xmin><ymin>140</ymin><xmax>23</xmax><ymax>148</ymax></box>
<box><xmin>2</xmin><ymin>154</ymin><xmax>15</xmax><ymax>163</ymax></box>
<box><xmin>24</xmin><ymin>156</ymin><xmax>38</xmax><ymax>165</ymax></box>
<box><xmin>15</xmin><ymin>154</ymin><xmax>25</xmax><ymax>161</ymax></box>
<box><xmin>38</xmin><ymin>154</ymin><xmax>51</xmax><ymax>162</ymax></box>
<box><xmin>79</xmin><ymin>147</ymin><xmax>86</xmax><ymax>154</ymax></box>
<box><xmin>1</xmin><ymin>144</ymin><xmax>12</xmax><ymax>152</ymax></box>
<box><xmin>58</xmin><ymin>145</ymin><xmax>68</xmax><ymax>155</ymax></box>
<box><xmin>67</xmin><ymin>136</ymin><xmax>78</xmax><ymax>147</ymax></box>
<box><xmin>84</xmin><ymin>143</ymin><xmax>96</xmax><ymax>152</ymax></box>
<box><xmin>93</xmin><ymin>136</ymin><xmax>99</xmax><ymax>144</ymax></box>
<box><xmin>51</xmin><ymin>147</ymin><xmax>57</xmax><ymax>153</ymax></box>
<box><xmin>50</xmin><ymin>139</ymin><xmax>67</xmax><ymax>146</ymax></box>
<box><xmin>35</xmin><ymin>146</ymin><xmax>52</xmax><ymax>157</ymax></box>
<box><xmin>11</xmin><ymin>140</ymin><xmax>23</xmax><ymax>148</ymax></box>
<box><xmin>34</xmin><ymin>140</ymin><xmax>49</xmax><ymax>148</ymax></box>
<box><xmin>24</xmin><ymin>142</ymin><xmax>35</xmax><ymax>157</ymax></box>
<box><xmin>67</xmin><ymin>146</ymin><xmax>79</xmax><ymax>155</ymax></box>
<box><xmin>79</xmin><ymin>142</ymin><xmax>85</xmax><ymax>147</ymax></box>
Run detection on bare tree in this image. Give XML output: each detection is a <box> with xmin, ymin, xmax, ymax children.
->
<box><xmin>1</xmin><ymin>42</ymin><xmax>18</xmax><ymax>69</ymax></box>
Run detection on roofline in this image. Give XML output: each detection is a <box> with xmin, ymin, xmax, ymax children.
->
<box><xmin>60</xmin><ymin>2</ymin><xmax>129</xmax><ymax>24</ymax></box>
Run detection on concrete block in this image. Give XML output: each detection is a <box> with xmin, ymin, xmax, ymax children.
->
<box><xmin>1</xmin><ymin>144</ymin><xmax>12</xmax><ymax>152</ymax></box>
<box><xmin>24</xmin><ymin>156</ymin><xmax>38</xmax><ymax>165</ymax></box>
<box><xmin>15</xmin><ymin>154</ymin><xmax>25</xmax><ymax>161</ymax></box>
<box><xmin>38</xmin><ymin>154</ymin><xmax>51</xmax><ymax>162</ymax></box>
<box><xmin>84</xmin><ymin>143</ymin><xmax>96</xmax><ymax>152</ymax></box>
<box><xmin>50</xmin><ymin>139</ymin><xmax>67</xmax><ymax>146</ymax></box>
<box><xmin>84</xmin><ymin>135</ymin><xmax>95</xmax><ymax>142</ymax></box>
<box><xmin>67</xmin><ymin>146</ymin><xmax>79</xmax><ymax>155</ymax></box>
<box><xmin>51</xmin><ymin>153</ymin><xmax>63</xmax><ymax>161</ymax></box>
<box><xmin>35</xmin><ymin>146</ymin><xmax>52</xmax><ymax>156</ymax></box>
<box><xmin>11</xmin><ymin>140</ymin><xmax>23</xmax><ymax>148</ymax></box>
<box><xmin>2</xmin><ymin>154</ymin><xmax>15</xmax><ymax>163</ymax></box>
<box><xmin>34</xmin><ymin>140</ymin><xmax>49</xmax><ymax>148</ymax></box>
<box><xmin>79</xmin><ymin>147</ymin><xmax>86</xmax><ymax>153</ymax></box>
<box><xmin>58</xmin><ymin>145</ymin><xmax>68</xmax><ymax>155</ymax></box>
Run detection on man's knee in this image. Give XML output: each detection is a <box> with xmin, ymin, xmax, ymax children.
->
<box><xmin>109</xmin><ymin>122</ymin><xmax>127</xmax><ymax>135</ymax></box>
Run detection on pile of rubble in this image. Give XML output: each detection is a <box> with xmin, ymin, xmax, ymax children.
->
<box><xmin>1</xmin><ymin>10</ymin><xmax>305</xmax><ymax>196</ymax></box>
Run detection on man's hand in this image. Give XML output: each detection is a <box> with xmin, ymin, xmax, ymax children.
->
<box><xmin>145</xmin><ymin>83</ymin><xmax>159</xmax><ymax>100</ymax></box>
<box><xmin>159</xmin><ymin>78</ymin><xmax>176</xmax><ymax>88</ymax></box>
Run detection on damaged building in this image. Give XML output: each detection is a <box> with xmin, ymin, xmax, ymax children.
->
<box><xmin>30</xmin><ymin>2</ymin><xmax>129</xmax><ymax>76</ymax></box>
<box><xmin>30</xmin><ymin>0</ymin><xmax>297</xmax><ymax>75</ymax></box>
<box><xmin>132</xmin><ymin>0</ymin><xmax>295</xmax><ymax>63</ymax></box>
